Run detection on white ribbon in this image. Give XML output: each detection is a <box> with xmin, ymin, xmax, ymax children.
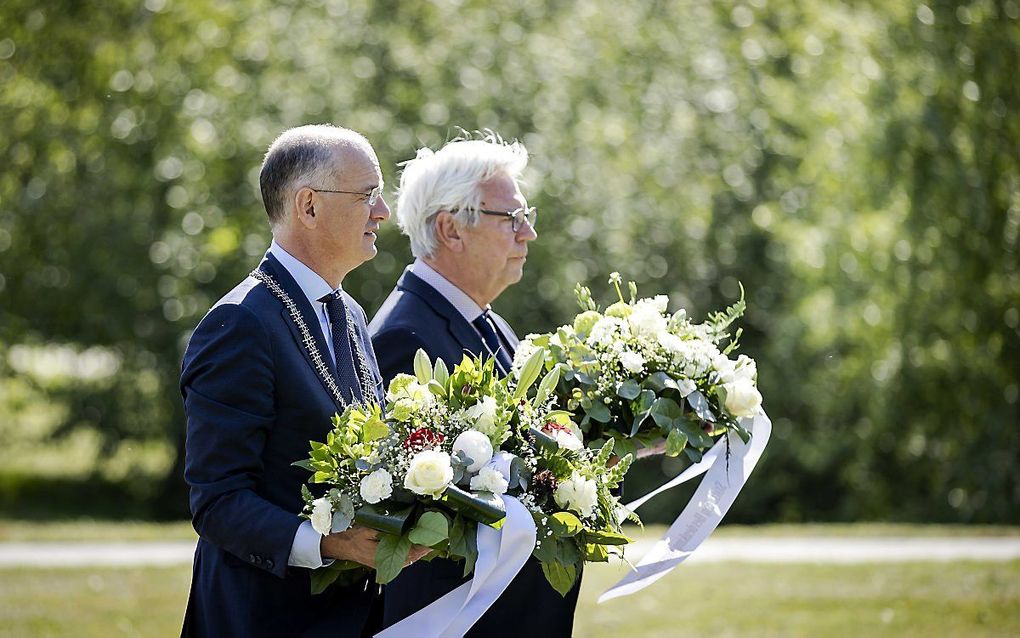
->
<box><xmin>599</xmin><ymin>411</ymin><xmax>771</xmax><ymax>603</ymax></box>
<box><xmin>377</xmin><ymin>454</ymin><xmax>536</xmax><ymax>638</ymax></box>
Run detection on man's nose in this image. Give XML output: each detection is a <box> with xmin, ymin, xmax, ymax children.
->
<box><xmin>517</xmin><ymin>218</ymin><xmax>537</xmax><ymax>242</ymax></box>
<box><xmin>373</xmin><ymin>194</ymin><xmax>391</xmax><ymax>220</ymax></box>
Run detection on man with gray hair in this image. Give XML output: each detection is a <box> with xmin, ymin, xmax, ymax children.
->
<box><xmin>182</xmin><ymin>124</ymin><xmax>424</xmax><ymax>637</ymax></box>
<box><xmin>369</xmin><ymin>134</ymin><xmax>579</xmax><ymax>636</ymax></box>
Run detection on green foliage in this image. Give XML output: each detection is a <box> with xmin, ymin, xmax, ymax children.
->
<box><xmin>0</xmin><ymin>0</ymin><xmax>1016</xmax><ymax>523</ymax></box>
<box><xmin>373</xmin><ymin>533</ymin><xmax>412</xmax><ymax>585</ymax></box>
<box><xmin>407</xmin><ymin>510</ymin><xmax>449</xmax><ymax>547</ymax></box>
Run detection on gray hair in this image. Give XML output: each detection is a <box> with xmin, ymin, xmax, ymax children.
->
<box><xmin>259</xmin><ymin>124</ymin><xmax>371</xmax><ymax>224</ymax></box>
<box><xmin>396</xmin><ymin>132</ymin><xmax>528</xmax><ymax>258</ymax></box>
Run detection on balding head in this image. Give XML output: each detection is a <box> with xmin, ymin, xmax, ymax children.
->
<box><xmin>259</xmin><ymin>124</ymin><xmax>373</xmax><ymax>224</ymax></box>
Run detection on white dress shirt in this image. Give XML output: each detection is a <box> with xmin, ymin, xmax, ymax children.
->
<box><xmin>267</xmin><ymin>240</ymin><xmax>341</xmax><ymax>569</ymax></box>
<box><xmin>409</xmin><ymin>258</ymin><xmax>488</xmax><ymax>322</ymax></box>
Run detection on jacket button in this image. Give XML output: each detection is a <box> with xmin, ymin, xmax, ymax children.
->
<box><xmin>265</xmin><ymin>559</ymin><xmax>275</xmax><ymax>570</ymax></box>
<box><xmin>249</xmin><ymin>554</ymin><xmax>257</xmax><ymax>563</ymax></box>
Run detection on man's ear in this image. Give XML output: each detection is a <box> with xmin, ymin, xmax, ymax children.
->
<box><xmin>434</xmin><ymin>210</ymin><xmax>465</xmax><ymax>252</ymax></box>
<box><xmin>293</xmin><ymin>187</ymin><xmax>317</xmax><ymax>229</ymax></box>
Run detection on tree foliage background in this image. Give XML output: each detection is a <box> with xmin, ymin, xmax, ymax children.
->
<box><xmin>1</xmin><ymin>0</ymin><xmax>1017</xmax><ymax>522</ymax></box>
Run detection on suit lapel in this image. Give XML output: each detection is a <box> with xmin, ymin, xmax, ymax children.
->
<box><xmin>258</xmin><ymin>254</ymin><xmax>345</xmax><ymax>411</ymax></box>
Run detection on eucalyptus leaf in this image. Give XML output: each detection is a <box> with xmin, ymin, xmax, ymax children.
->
<box><xmin>686</xmin><ymin>390</ymin><xmax>717</xmax><ymax>422</ymax></box>
<box><xmin>649</xmin><ymin>397</ymin><xmax>683</xmax><ymax>431</ymax></box>
<box><xmin>586</xmin><ymin>399</ymin><xmax>612</xmax><ymax>423</ymax></box>
<box><xmin>616</xmin><ymin>379</ymin><xmax>641</xmax><ymax>400</ymax></box>
<box><xmin>665</xmin><ymin>428</ymin><xmax>688</xmax><ymax>457</ymax></box>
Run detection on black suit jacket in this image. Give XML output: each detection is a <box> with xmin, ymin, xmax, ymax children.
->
<box><xmin>369</xmin><ymin>268</ymin><xmax>579</xmax><ymax>638</ymax></box>
<box><xmin>181</xmin><ymin>253</ymin><xmax>385</xmax><ymax>637</ymax></box>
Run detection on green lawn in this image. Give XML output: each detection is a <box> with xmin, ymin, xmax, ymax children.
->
<box><xmin>0</xmin><ymin>561</ymin><xmax>1016</xmax><ymax>637</ymax></box>
<box><xmin>0</xmin><ymin>522</ymin><xmax>1017</xmax><ymax>636</ymax></box>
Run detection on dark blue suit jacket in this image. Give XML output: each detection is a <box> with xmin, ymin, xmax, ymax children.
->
<box><xmin>369</xmin><ymin>268</ymin><xmax>580</xmax><ymax>638</ymax></box>
<box><xmin>181</xmin><ymin>253</ymin><xmax>385</xmax><ymax>637</ymax></box>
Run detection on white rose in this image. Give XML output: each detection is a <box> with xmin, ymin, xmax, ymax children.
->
<box><xmin>464</xmin><ymin>396</ymin><xmax>499</xmax><ymax>438</ymax></box>
<box><xmin>628</xmin><ymin>303</ymin><xmax>668</xmax><ymax>339</ymax></box>
<box><xmin>469</xmin><ymin>466</ymin><xmax>509</xmax><ymax>494</ymax></box>
<box><xmin>452</xmin><ymin>430</ymin><xmax>494</xmax><ymax>472</ymax></box>
<box><xmin>554</xmin><ymin>472</ymin><xmax>598</xmax><ymax>518</ymax></box>
<box><xmin>310</xmin><ymin>497</ymin><xmax>333</xmax><ymax>536</ymax></box>
<box><xmin>620</xmin><ymin>350</ymin><xmax>645</xmax><ymax>374</ymax></box>
<box><xmin>732</xmin><ymin>354</ymin><xmax>757</xmax><ymax>383</ymax></box>
<box><xmin>404</xmin><ymin>450</ymin><xmax>454</xmax><ymax>497</ymax></box>
<box><xmin>723</xmin><ymin>380</ymin><xmax>763</xmax><ymax>417</ymax></box>
<box><xmin>359</xmin><ymin>468</ymin><xmax>393</xmax><ymax>504</ymax></box>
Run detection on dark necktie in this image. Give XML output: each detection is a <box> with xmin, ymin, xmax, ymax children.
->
<box><xmin>320</xmin><ymin>291</ymin><xmax>365</xmax><ymax>404</ymax></box>
<box><xmin>472</xmin><ymin>310</ymin><xmax>514</xmax><ymax>375</ymax></box>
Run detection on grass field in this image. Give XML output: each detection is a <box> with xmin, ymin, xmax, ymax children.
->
<box><xmin>0</xmin><ymin>522</ymin><xmax>1017</xmax><ymax>637</ymax></box>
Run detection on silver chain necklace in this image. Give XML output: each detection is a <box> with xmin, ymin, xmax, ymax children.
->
<box><xmin>250</xmin><ymin>269</ymin><xmax>377</xmax><ymax>409</ymax></box>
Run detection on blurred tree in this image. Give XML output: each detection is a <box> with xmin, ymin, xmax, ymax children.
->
<box><xmin>0</xmin><ymin>0</ymin><xmax>1016</xmax><ymax>521</ymax></box>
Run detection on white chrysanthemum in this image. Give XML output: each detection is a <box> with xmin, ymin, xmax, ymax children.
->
<box><xmin>404</xmin><ymin>450</ymin><xmax>454</xmax><ymax>497</ymax></box>
<box><xmin>464</xmin><ymin>396</ymin><xmax>500</xmax><ymax>438</ymax></box>
<box><xmin>620</xmin><ymin>350</ymin><xmax>646</xmax><ymax>374</ymax></box>
<box><xmin>512</xmin><ymin>338</ymin><xmax>540</xmax><ymax>375</ymax></box>
<box><xmin>554</xmin><ymin>472</ymin><xmax>598</xmax><ymax>518</ymax></box>
<box><xmin>657</xmin><ymin>332</ymin><xmax>684</xmax><ymax>355</ymax></box>
<box><xmin>588</xmin><ymin>316</ymin><xmax>627</xmax><ymax>347</ymax></box>
<box><xmin>310</xmin><ymin>497</ymin><xmax>333</xmax><ymax>535</ymax></box>
<box><xmin>359</xmin><ymin>468</ymin><xmax>393</xmax><ymax>504</ymax></box>
<box><xmin>452</xmin><ymin>430</ymin><xmax>494</xmax><ymax>472</ymax></box>
<box><xmin>723</xmin><ymin>379</ymin><xmax>763</xmax><ymax>417</ymax></box>
<box><xmin>470</xmin><ymin>466</ymin><xmax>509</xmax><ymax>494</ymax></box>
<box><xmin>628</xmin><ymin>302</ymin><xmax>668</xmax><ymax>339</ymax></box>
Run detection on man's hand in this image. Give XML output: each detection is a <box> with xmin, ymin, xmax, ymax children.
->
<box><xmin>320</xmin><ymin>525</ymin><xmax>380</xmax><ymax>567</ymax></box>
<box><xmin>321</xmin><ymin>525</ymin><xmax>433</xmax><ymax>568</ymax></box>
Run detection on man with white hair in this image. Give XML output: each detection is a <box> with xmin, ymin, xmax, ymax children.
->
<box><xmin>369</xmin><ymin>134</ymin><xmax>579</xmax><ymax>636</ymax></box>
<box><xmin>182</xmin><ymin>124</ymin><xmax>423</xmax><ymax>637</ymax></box>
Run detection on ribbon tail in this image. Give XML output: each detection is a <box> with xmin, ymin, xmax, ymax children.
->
<box><xmin>600</xmin><ymin>411</ymin><xmax>772</xmax><ymax>604</ymax></box>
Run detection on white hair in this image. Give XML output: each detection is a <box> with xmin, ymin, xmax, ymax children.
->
<box><xmin>259</xmin><ymin>124</ymin><xmax>373</xmax><ymax>224</ymax></box>
<box><xmin>396</xmin><ymin>132</ymin><xmax>528</xmax><ymax>258</ymax></box>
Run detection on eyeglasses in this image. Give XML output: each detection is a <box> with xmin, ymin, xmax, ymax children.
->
<box><xmin>478</xmin><ymin>206</ymin><xmax>537</xmax><ymax>233</ymax></box>
<box><xmin>310</xmin><ymin>184</ymin><xmax>382</xmax><ymax>206</ymax></box>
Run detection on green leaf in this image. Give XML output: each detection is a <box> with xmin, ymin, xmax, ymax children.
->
<box><xmin>433</xmin><ymin>358</ymin><xmax>450</xmax><ymax>387</ymax></box>
<box><xmin>361</xmin><ymin>416</ymin><xmax>389</xmax><ymax>442</ymax></box>
<box><xmin>540</xmin><ymin>560</ymin><xmax>578</xmax><ymax>597</ymax></box>
<box><xmin>548</xmin><ymin>511</ymin><xmax>583</xmax><ymax>537</ymax></box>
<box><xmin>584</xmin><ymin>542</ymin><xmax>610</xmax><ymax>562</ymax></box>
<box><xmin>309</xmin><ymin>565</ymin><xmax>342</xmax><ymax>595</ymax></box>
<box><xmin>583</xmin><ymin>529</ymin><xmax>632</xmax><ymax>545</ymax></box>
<box><xmin>534</xmin><ymin>365</ymin><xmax>561</xmax><ymax>404</ymax></box>
<box><xmin>407</xmin><ymin>511</ymin><xmax>450</xmax><ymax>547</ymax></box>
<box><xmin>643</xmin><ymin>371</ymin><xmax>679</xmax><ymax>393</ymax></box>
<box><xmin>413</xmin><ymin>349</ymin><xmax>432</xmax><ymax>384</ymax></box>
<box><xmin>650</xmin><ymin>397</ymin><xmax>682</xmax><ymax>428</ymax></box>
<box><xmin>373</xmin><ymin>533</ymin><xmax>412</xmax><ymax>585</ymax></box>
<box><xmin>427</xmin><ymin>379</ymin><xmax>447</xmax><ymax>398</ymax></box>
<box><xmin>666</xmin><ymin>428</ymin><xmax>688</xmax><ymax>457</ymax></box>
<box><xmin>513</xmin><ymin>347</ymin><xmax>546</xmax><ymax>400</ymax></box>
<box><xmin>292</xmin><ymin>459</ymin><xmax>315</xmax><ymax>472</ymax></box>
<box><xmin>616</xmin><ymin>379</ymin><xmax>641</xmax><ymax>400</ymax></box>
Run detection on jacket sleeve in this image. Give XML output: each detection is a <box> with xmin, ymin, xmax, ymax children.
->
<box><xmin>181</xmin><ymin>302</ymin><xmax>301</xmax><ymax>578</ymax></box>
<box><xmin>370</xmin><ymin>326</ymin><xmax>432</xmax><ymax>387</ymax></box>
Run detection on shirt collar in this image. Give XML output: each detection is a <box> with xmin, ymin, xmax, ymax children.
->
<box><xmin>268</xmin><ymin>240</ymin><xmax>341</xmax><ymax>314</ymax></box>
<box><xmin>410</xmin><ymin>258</ymin><xmax>488</xmax><ymax>322</ymax></box>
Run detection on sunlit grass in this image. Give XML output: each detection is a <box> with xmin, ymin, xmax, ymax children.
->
<box><xmin>0</xmin><ymin>561</ymin><xmax>1015</xmax><ymax>637</ymax></box>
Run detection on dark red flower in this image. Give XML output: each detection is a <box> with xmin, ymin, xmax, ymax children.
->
<box><xmin>541</xmin><ymin>420</ymin><xmax>572</xmax><ymax>436</ymax></box>
<box><xmin>403</xmin><ymin>427</ymin><xmax>445</xmax><ymax>452</ymax></box>
<box><xmin>531</xmin><ymin>469</ymin><xmax>558</xmax><ymax>496</ymax></box>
